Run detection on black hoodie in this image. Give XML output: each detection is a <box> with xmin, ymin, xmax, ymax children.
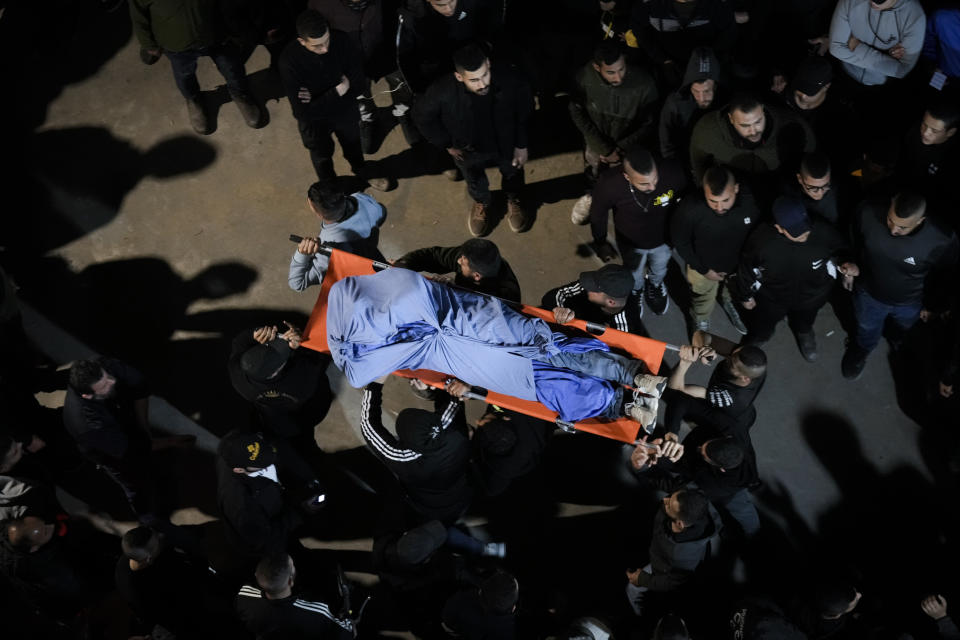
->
<box><xmin>660</xmin><ymin>47</ymin><xmax>722</xmax><ymax>163</ymax></box>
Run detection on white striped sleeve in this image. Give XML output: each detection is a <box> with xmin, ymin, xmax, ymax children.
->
<box><xmin>611</xmin><ymin>310</ymin><xmax>629</xmax><ymax>332</ymax></box>
<box><xmin>237</xmin><ymin>585</ymin><xmax>263</xmax><ymax>599</ymax></box>
<box><xmin>707</xmin><ymin>387</ymin><xmax>734</xmax><ymax>408</ymax></box>
<box><xmin>438</xmin><ymin>398</ymin><xmax>461</xmax><ymax>430</ymax></box>
<box><xmin>555</xmin><ymin>282</ymin><xmax>584</xmax><ymax>308</ymax></box>
<box><xmin>360</xmin><ymin>386</ymin><xmax>422</xmax><ymax>462</ymax></box>
<box><xmin>292</xmin><ymin>599</ymin><xmax>355</xmax><ymax>631</ymax></box>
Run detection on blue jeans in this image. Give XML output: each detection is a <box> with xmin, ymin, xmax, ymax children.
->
<box><xmin>445</xmin><ymin>525</ymin><xmax>485</xmax><ymax>555</ymax></box>
<box><xmin>620</xmin><ymin>243</ymin><xmax>671</xmax><ymax>292</ymax></box>
<box><xmin>718</xmin><ymin>489</ymin><xmax>760</xmax><ymax>538</ymax></box>
<box><xmin>542</xmin><ymin>350</ymin><xmax>644</xmax><ymax>419</ymax></box>
<box><xmin>165</xmin><ymin>43</ymin><xmax>248</xmax><ymax>100</ymax></box>
<box><xmin>853</xmin><ymin>287</ymin><xmax>922</xmax><ymax>352</ymax></box>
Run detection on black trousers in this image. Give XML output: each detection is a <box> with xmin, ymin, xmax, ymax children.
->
<box><xmin>746</xmin><ymin>294</ymin><xmax>825</xmax><ymax>344</ymax></box>
<box><xmin>298</xmin><ymin>111</ymin><xmax>366</xmax><ymax>186</ymax></box>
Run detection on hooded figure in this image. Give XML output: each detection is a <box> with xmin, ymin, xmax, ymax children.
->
<box><xmin>360</xmin><ymin>381</ymin><xmax>472</xmax><ymax>523</ymax></box>
<box><xmin>659</xmin><ymin>47</ymin><xmax>722</xmax><ymax>165</ymax></box>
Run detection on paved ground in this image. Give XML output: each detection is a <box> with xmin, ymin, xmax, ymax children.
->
<box><xmin>4</xmin><ymin>3</ymin><xmax>958</xmax><ymax>634</ymax></box>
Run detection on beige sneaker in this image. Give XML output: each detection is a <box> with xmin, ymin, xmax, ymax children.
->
<box><xmin>468</xmin><ymin>201</ymin><xmax>491</xmax><ymax>237</ymax></box>
<box><xmin>626</xmin><ymin>399</ymin><xmax>658</xmax><ymax>433</ymax></box>
<box><xmin>633</xmin><ymin>374</ymin><xmax>667</xmax><ymax>398</ymax></box>
<box><xmin>571</xmin><ymin>194</ymin><xmax>592</xmax><ymax>225</ymax></box>
<box><xmin>506</xmin><ymin>197</ymin><xmax>530</xmax><ymax>233</ymax></box>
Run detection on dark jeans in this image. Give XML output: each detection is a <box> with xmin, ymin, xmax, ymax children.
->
<box><xmin>99</xmin><ymin>457</ymin><xmax>158</xmax><ymax>522</ymax></box>
<box><xmin>453</xmin><ymin>150</ymin><xmax>524</xmax><ymax>205</ymax></box>
<box><xmin>746</xmin><ymin>294</ymin><xmax>824</xmax><ymax>344</ymax></box>
<box><xmin>165</xmin><ymin>43</ymin><xmax>249</xmax><ymax>100</ymax></box>
<box><xmin>853</xmin><ymin>286</ymin><xmax>922</xmax><ymax>352</ymax></box>
<box><xmin>298</xmin><ymin>113</ymin><xmax>366</xmax><ymax>186</ymax></box>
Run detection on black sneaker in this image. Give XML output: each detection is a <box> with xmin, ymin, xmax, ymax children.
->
<box><xmin>644</xmin><ymin>279</ymin><xmax>669</xmax><ymax>315</ymax></box>
<box><xmin>841</xmin><ymin>344</ymin><xmax>868</xmax><ymax>380</ymax></box>
<box><xmin>795</xmin><ymin>330</ymin><xmax>818</xmax><ymax>362</ymax></box>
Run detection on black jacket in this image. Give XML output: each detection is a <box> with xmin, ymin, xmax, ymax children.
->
<box><xmin>227</xmin><ymin>330</ymin><xmax>332</xmax><ymax>438</ymax></box>
<box><xmin>540</xmin><ymin>282</ymin><xmax>643</xmax><ymax>335</ymax></box>
<box><xmin>671</xmin><ymin>187</ymin><xmax>759</xmax><ymax>275</ymax></box>
<box><xmin>393</xmin><ymin>244</ymin><xmax>521</xmax><ymax>303</ymax></box>
<box><xmin>472</xmin><ymin>410</ymin><xmax>552</xmax><ymax>497</ymax></box>
<box><xmin>360</xmin><ymin>383</ymin><xmax>472</xmax><ymax>522</ymax></box>
<box><xmin>278</xmin><ymin>30</ymin><xmax>366</xmax><ymax>122</ymax></box>
<box><xmin>633</xmin><ymin>501</ymin><xmax>722</xmax><ymax>591</ymax></box>
<box><xmin>659</xmin><ymin>47</ymin><xmax>722</xmax><ymax>163</ymax></box>
<box><xmin>413</xmin><ymin>66</ymin><xmax>533</xmax><ymax>159</ymax></box>
<box><xmin>853</xmin><ymin>200</ymin><xmax>958</xmax><ymax>308</ymax></box>
<box><xmin>630</xmin><ymin>0</ymin><xmax>736</xmax><ymax>65</ymax></box>
<box><xmin>732</xmin><ymin>221</ymin><xmax>851</xmax><ymax>308</ymax></box>
<box><xmin>215</xmin><ymin>442</ymin><xmax>315</xmax><ymax>556</ymax></box>
<box><xmin>236</xmin><ymin>584</ymin><xmax>354</xmax><ymax>639</ymax></box>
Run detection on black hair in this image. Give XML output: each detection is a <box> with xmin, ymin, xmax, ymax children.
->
<box><xmin>735</xmin><ymin>345</ymin><xmax>767</xmax><ymax>379</ymax></box>
<box><xmin>296</xmin><ymin>9</ymin><xmax>329</xmax><ymax>39</ymax></box>
<box><xmin>674</xmin><ymin>489</ymin><xmax>709</xmax><ymax>525</ymax></box>
<box><xmin>800</xmin><ymin>152</ymin><xmax>831</xmax><ymax>180</ymax></box>
<box><xmin>476</xmin><ymin>419</ymin><xmax>517</xmax><ymax>455</ymax></box>
<box><xmin>459</xmin><ymin>239</ymin><xmax>502</xmax><ymax>278</ymax></box>
<box><xmin>893</xmin><ymin>190</ymin><xmax>926</xmax><ymax>219</ymax></box>
<box><xmin>256</xmin><ymin>553</ymin><xmax>294</xmax><ymax>595</ymax></box>
<box><xmin>927</xmin><ymin>100</ymin><xmax>960</xmax><ymax>131</ymax></box>
<box><xmin>704</xmin><ymin>437</ymin><xmax>745</xmax><ymax>469</ymax></box>
<box><xmin>593</xmin><ymin>40</ymin><xmax>624</xmax><ymax>66</ymax></box>
<box><xmin>652</xmin><ymin>613</ymin><xmax>690</xmax><ymax>640</ymax></box>
<box><xmin>703</xmin><ymin>166</ymin><xmax>734</xmax><ymax>195</ymax></box>
<box><xmin>307</xmin><ymin>182</ymin><xmax>347</xmax><ymax>221</ymax></box>
<box><xmin>625</xmin><ymin>148</ymin><xmax>656</xmax><ymax>176</ymax></box>
<box><xmin>728</xmin><ymin>92</ymin><xmax>762</xmax><ymax>116</ymax></box>
<box><xmin>453</xmin><ymin>42</ymin><xmax>488</xmax><ymax>73</ymax></box>
<box><xmin>68</xmin><ymin>359</ymin><xmax>105</xmax><ymax>394</ymax></box>
<box><xmin>480</xmin><ymin>571</ymin><xmax>519</xmax><ymax>614</ymax></box>
<box><xmin>121</xmin><ymin>526</ymin><xmax>159</xmax><ymax>562</ymax></box>
<box><xmin>813</xmin><ymin>579</ymin><xmax>858</xmax><ymax>617</ymax></box>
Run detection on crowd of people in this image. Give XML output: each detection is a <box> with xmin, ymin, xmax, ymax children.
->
<box><xmin>3</xmin><ymin>0</ymin><xmax>960</xmax><ymax>638</ymax></box>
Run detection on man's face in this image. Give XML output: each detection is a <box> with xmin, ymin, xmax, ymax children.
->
<box><xmin>797</xmin><ymin>169</ymin><xmax>831</xmax><ymax>201</ymax></box>
<box><xmin>87</xmin><ymin>370</ymin><xmax>117</xmax><ymax>400</ymax></box>
<box><xmin>920</xmin><ymin>113</ymin><xmax>956</xmax><ymax>146</ymax></box>
<box><xmin>298</xmin><ymin>30</ymin><xmax>331</xmax><ymax>55</ymax></box>
<box><xmin>428</xmin><ymin>0</ymin><xmax>458</xmax><ymax>17</ymax></box>
<box><xmin>623</xmin><ymin>163</ymin><xmax>659</xmax><ymax>193</ymax></box>
<box><xmin>662</xmin><ymin>492</ymin><xmax>684</xmax><ymax>528</ymax></box>
<box><xmin>704</xmin><ymin>179</ymin><xmax>738</xmax><ymax>214</ymax></box>
<box><xmin>690</xmin><ymin>79</ymin><xmax>715</xmax><ymax>109</ymax></box>
<box><xmin>455</xmin><ymin>60</ymin><xmax>491</xmax><ymax>95</ymax></box>
<box><xmin>886</xmin><ymin>205</ymin><xmax>924</xmax><ymax>237</ymax></box>
<box><xmin>593</xmin><ymin>56</ymin><xmax>626</xmax><ymax>86</ymax></box>
<box><xmin>728</xmin><ymin>106</ymin><xmax>766</xmax><ymax>143</ymax></box>
<box><xmin>457</xmin><ymin>255</ymin><xmax>484</xmax><ymax>282</ymax></box>
<box><xmin>794</xmin><ymin>84</ymin><xmax>829</xmax><ymax>111</ymax></box>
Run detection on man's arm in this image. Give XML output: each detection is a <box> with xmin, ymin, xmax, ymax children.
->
<box><xmin>288</xmin><ymin>241</ymin><xmax>329</xmax><ymax>292</ymax></box>
<box><xmin>670</xmin><ymin>201</ymin><xmax>703</xmax><ymax>272</ymax></box>
<box><xmin>568</xmin><ymin>70</ymin><xmax>616</xmax><ymax>155</ymax></box>
<box><xmin>630</xmin><ymin>565</ymin><xmax>694</xmax><ymax>592</ymax></box>
<box><xmin>392</xmin><ymin>245</ymin><xmax>459</xmax><ymax>275</ymax></box>
<box><xmin>688</xmin><ymin>118</ymin><xmax>714</xmax><ymax>186</ymax></box>
<box><xmin>615</xmin><ymin>76</ymin><xmax>660</xmax><ymax>150</ymax></box>
<box><xmin>412</xmin><ymin>80</ymin><xmax>454</xmax><ymax>150</ymax></box>
<box><xmin>360</xmin><ymin>382</ymin><xmax>422</xmax><ymax>463</ymax></box>
<box><xmin>667</xmin><ymin>346</ymin><xmax>710</xmax><ymax>398</ymax></box>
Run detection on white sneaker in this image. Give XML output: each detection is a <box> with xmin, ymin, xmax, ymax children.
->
<box><xmin>571</xmin><ymin>194</ymin><xmax>592</xmax><ymax>225</ymax></box>
<box><xmin>482</xmin><ymin>542</ymin><xmax>506</xmax><ymax>558</ymax></box>
<box><xmin>632</xmin><ymin>374</ymin><xmax>667</xmax><ymax>398</ymax></box>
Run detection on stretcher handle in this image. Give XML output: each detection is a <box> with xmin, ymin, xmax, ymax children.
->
<box><xmin>294</xmin><ymin>238</ymin><xmax>681</xmax><ymax>352</ymax></box>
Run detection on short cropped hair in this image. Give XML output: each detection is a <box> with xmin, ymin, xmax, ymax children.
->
<box><xmin>893</xmin><ymin>190</ymin><xmax>926</xmax><ymax>219</ymax></box>
<box><xmin>459</xmin><ymin>239</ymin><xmax>502</xmax><ymax>278</ymax></box>
<box><xmin>728</xmin><ymin>92</ymin><xmax>762</xmax><ymax>116</ymax></box>
<box><xmin>480</xmin><ymin>571</ymin><xmax>519</xmax><ymax>614</ymax></box>
<box><xmin>593</xmin><ymin>40</ymin><xmax>624</xmax><ymax>66</ymax></box>
<box><xmin>927</xmin><ymin>100</ymin><xmax>960</xmax><ymax>130</ymax></box>
<box><xmin>704</xmin><ymin>437</ymin><xmax>745</xmax><ymax>469</ymax></box>
<box><xmin>703</xmin><ymin>166</ymin><xmax>734</xmax><ymax>195</ymax></box>
<box><xmin>625</xmin><ymin>148</ymin><xmax>656</xmax><ymax>176</ymax></box>
<box><xmin>68</xmin><ymin>359</ymin><xmax>105</xmax><ymax>394</ymax></box>
<box><xmin>453</xmin><ymin>42</ymin><xmax>488</xmax><ymax>73</ymax></box>
<box><xmin>307</xmin><ymin>182</ymin><xmax>348</xmax><ymax>221</ymax></box>
<box><xmin>674</xmin><ymin>489</ymin><xmax>709</xmax><ymax>525</ymax></box>
<box><xmin>813</xmin><ymin>579</ymin><xmax>858</xmax><ymax>617</ymax></box>
<box><xmin>800</xmin><ymin>152</ymin><xmax>831</xmax><ymax>180</ymax></box>
<box><xmin>256</xmin><ymin>553</ymin><xmax>294</xmax><ymax>596</ymax></box>
<box><xmin>735</xmin><ymin>345</ymin><xmax>767</xmax><ymax>380</ymax></box>
<box><xmin>296</xmin><ymin>9</ymin><xmax>329</xmax><ymax>39</ymax></box>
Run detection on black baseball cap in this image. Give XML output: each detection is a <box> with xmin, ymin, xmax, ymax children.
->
<box><xmin>579</xmin><ymin>264</ymin><xmax>634</xmax><ymax>299</ymax></box>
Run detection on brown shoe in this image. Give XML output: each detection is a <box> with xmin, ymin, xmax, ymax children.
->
<box><xmin>468</xmin><ymin>201</ymin><xmax>491</xmax><ymax>237</ymax></box>
<box><xmin>230</xmin><ymin>91</ymin><xmax>262</xmax><ymax>128</ymax></box>
<box><xmin>506</xmin><ymin>197</ymin><xmax>530</xmax><ymax>233</ymax></box>
<box><xmin>186</xmin><ymin>97</ymin><xmax>211</xmax><ymax>135</ymax></box>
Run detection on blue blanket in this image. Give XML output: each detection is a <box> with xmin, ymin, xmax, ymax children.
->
<box><xmin>326</xmin><ymin>268</ymin><xmax>617</xmax><ymax>422</ymax></box>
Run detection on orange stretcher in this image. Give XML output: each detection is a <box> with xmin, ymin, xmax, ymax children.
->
<box><xmin>301</xmin><ymin>247</ymin><xmax>670</xmax><ymax>443</ymax></box>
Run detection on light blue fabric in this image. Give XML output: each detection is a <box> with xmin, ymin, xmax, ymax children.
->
<box><xmin>327</xmin><ymin>268</ymin><xmax>620</xmax><ymax>422</ymax></box>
